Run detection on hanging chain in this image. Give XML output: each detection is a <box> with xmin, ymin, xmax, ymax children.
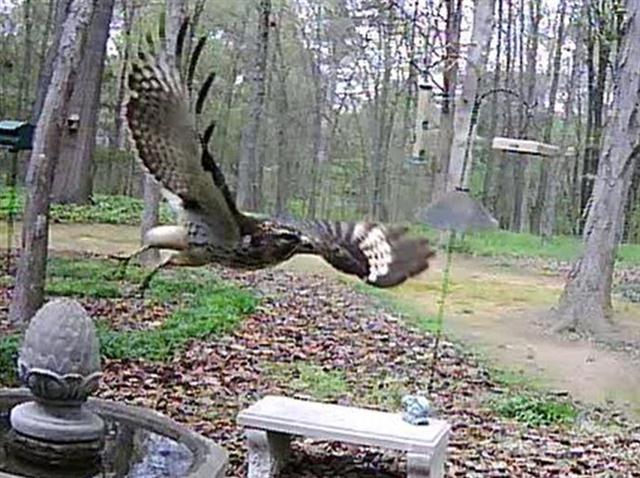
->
<box><xmin>427</xmin><ymin>229</ymin><xmax>455</xmax><ymax>393</ymax></box>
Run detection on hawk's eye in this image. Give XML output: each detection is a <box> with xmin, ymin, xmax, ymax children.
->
<box><xmin>277</xmin><ymin>232</ymin><xmax>299</xmax><ymax>242</ymax></box>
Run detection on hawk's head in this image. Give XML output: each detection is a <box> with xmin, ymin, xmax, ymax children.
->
<box><xmin>245</xmin><ymin>222</ymin><xmax>307</xmax><ymax>265</ymax></box>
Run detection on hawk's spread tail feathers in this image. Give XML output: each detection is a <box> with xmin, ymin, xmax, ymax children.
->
<box><xmin>290</xmin><ymin>220</ymin><xmax>435</xmax><ymax>288</ymax></box>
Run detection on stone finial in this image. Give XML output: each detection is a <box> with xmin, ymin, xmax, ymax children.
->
<box><xmin>10</xmin><ymin>298</ymin><xmax>104</xmax><ymax>450</ymax></box>
<box><xmin>17</xmin><ymin>298</ymin><xmax>102</xmax><ymax>405</ymax></box>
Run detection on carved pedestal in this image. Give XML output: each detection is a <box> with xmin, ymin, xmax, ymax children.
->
<box><xmin>245</xmin><ymin>429</ymin><xmax>291</xmax><ymax>478</ymax></box>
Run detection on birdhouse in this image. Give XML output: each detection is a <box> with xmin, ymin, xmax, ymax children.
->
<box><xmin>0</xmin><ymin>120</ymin><xmax>34</xmax><ymax>152</ymax></box>
<box><xmin>67</xmin><ymin>114</ymin><xmax>80</xmax><ymax>132</ymax></box>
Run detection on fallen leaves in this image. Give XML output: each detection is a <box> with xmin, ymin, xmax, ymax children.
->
<box><xmin>2</xmin><ymin>258</ymin><xmax>640</xmax><ymax>477</ymax></box>
<box><xmin>100</xmin><ymin>267</ymin><xmax>640</xmax><ymax>477</ymax></box>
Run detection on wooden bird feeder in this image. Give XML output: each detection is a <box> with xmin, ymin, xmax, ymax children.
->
<box><xmin>408</xmin><ymin>84</ymin><xmax>439</xmax><ymax>164</ymax></box>
<box><xmin>491</xmin><ymin>137</ymin><xmax>560</xmax><ymax>157</ymax></box>
<box><xmin>0</xmin><ymin>119</ymin><xmax>33</xmax><ymax>274</ymax></box>
<box><xmin>0</xmin><ymin>120</ymin><xmax>34</xmax><ymax>152</ymax></box>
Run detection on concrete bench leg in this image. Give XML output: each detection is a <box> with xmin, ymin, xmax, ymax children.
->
<box><xmin>406</xmin><ymin>436</ymin><xmax>447</xmax><ymax>478</ymax></box>
<box><xmin>246</xmin><ymin>429</ymin><xmax>291</xmax><ymax>478</ymax></box>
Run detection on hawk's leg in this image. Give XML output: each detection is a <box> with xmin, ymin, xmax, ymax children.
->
<box><xmin>110</xmin><ymin>245</ymin><xmax>152</xmax><ymax>280</ymax></box>
<box><xmin>114</xmin><ymin>225</ymin><xmax>188</xmax><ymax>280</ymax></box>
<box><xmin>135</xmin><ymin>252</ymin><xmax>177</xmax><ymax>297</ymax></box>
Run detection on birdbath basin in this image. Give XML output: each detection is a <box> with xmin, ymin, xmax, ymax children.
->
<box><xmin>0</xmin><ymin>389</ymin><xmax>227</xmax><ymax>478</ymax></box>
<box><xmin>0</xmin><ymin>299</ymin><xmax>227</xmax><ymax>478</ymax></box>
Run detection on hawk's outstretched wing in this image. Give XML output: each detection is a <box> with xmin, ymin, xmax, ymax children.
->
<box><xmin>287</xmin><ymin>219</ymin><xmax>435</xmax><ymax>288</ymax></box>
<box><xmin>126</xmin><ymin>19</ymin><xmax>255</xmax><ymax>243</ymax></box>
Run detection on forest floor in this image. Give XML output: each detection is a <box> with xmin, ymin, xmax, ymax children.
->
<box><xmin>1</xmin><ymin>222</ymin><xmax>640</xmax><ymax>475</ymax></box>
<box><xmin>2</xmin><ymin>221</ymin><xmax>640</xmax><ymax>415</ymax></box>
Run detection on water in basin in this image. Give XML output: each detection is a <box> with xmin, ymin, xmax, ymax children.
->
<box><xmin>0</xmin><ymin>412</ymin><xmax>194</xmax><ymax>478</ymax></box>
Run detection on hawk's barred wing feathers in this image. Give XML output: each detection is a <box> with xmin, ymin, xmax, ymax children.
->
<box><xmin>288</xmin><ymin>219</ymin><xmax>435</xmax><ymax>287</ymax></box>
<box><xmin>127</xmin><ymin>18</ymin><xmax>434</xmax><ymax>288</ymax></box>
<box><xmin>126</xmin><ymin>18</ymin><xmax>253</xmax><ymax>243</ymax></box>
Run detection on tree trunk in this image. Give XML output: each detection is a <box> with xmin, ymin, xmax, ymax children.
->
<box><xmin>580</xmin><ymin>4</ymin><xmax>611</xmax><ymax>233</ymax></box>
<box><xmin>308</xmin><ymin>58</ymin><xmax>326</xmax><ymax>219</ymax></box>
<box><xmin>16</xmin><ymin>0</ymin><xmax>33</xmax><ymax>118</ymax></box>
<box><xmin>446</xmin><ymin>0</ymin><xmax>495</xmax><ymax>191</ymax></box>
<box><xmin>237</xmin><ymin>0</ymin><xmax>271</xmax><ymax>212</ymax></box>
<box><xmin>31</xmin><ymin>0</ymin><xmax>72</xmax><ymax>124</ymax></box>
<box><xmin>51</xmin><ymin>0</ymin><xmax>115</xmax><ymax>204</ymax></box>
<box><xmin>9</xmin><ymin>0</ymin><xmax>93</xmax><ymax>326</ymax></box>
<box><xmin>482</xmin><ymin>0</ymin><xmax>503</xmax><ymax>211</ymax></box>
<box><xmin>531</xmin><ymin>0</ymin><xmax>567</xmax><ymax>236</ymax></box>
<box><xmin>215</xmin><ymin>19</ymin><xmax>247</xmax><ymax>171</ymax></box>
<box><xmin>111</xmin><ymin>0</ymin><xmax>136</xmax><ymax>151</ymax></box>
<box><xmin>430</xmin><ymin>0</ymin><xmax>462</xmax><ymax>202</ymax></box>
<box><xmin>554</xmin><ymin>2</ymin><xmax>640</xmax><ymax>336</ymax></box>
<box><xmin>370</xmin><ymin>15</ymin><xmax>395</xmax><ymax>221</ymax></box>
<box><xmin>273</xmin><ymin>17</ymin><xmax>290</xmax><ymax>216</ymax></box>
<box><xmin>140</xmin><ymin>0</ymin><xmax>187</xmax><ymax>265</ymax></box>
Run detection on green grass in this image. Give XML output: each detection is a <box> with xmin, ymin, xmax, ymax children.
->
<box><xmin>0</xmin><ymin>334</ymin><xmax>21</xmax><ymax>385</ymax></box>
<box><xmin>0</xmin><ymin>192</ymin><xmax>174</xmax><ymax>226</ymax></box>
<box><xmin>352</xmin><ymin>281</ymin><xmax>439</xmax><ymax>333</ymax></box>
<box><xmin>491</xmin><ymin>367</ymin><xmax>543</xmax><ymax>390</ymax></box>
<box><xmin>412</xmin><ymin>225</ymin><xmax>640</xmax><ymax>265</ymax></box>
<box><xmin>99</xmin><ymin>281</ymin><xmax>255</xmax><ymax>361</ymax></box>
<box><xmin>45</xmin><ymin>256</ymin><xmax>145</xmax><ymax>298</ymax></box>
<box><xmin>364</xmin><ymin>376</ymin><xmax>407</xmax><ymax>409</ymax></box>
<box><xmin>266</xmin><ymin>362</ymin><xmax>350</xmax><ymax>400</ymax></box>
<box><xmin>0</xmin><ymin>257</ymin><xmax>257</xmax><ymax>385</ymax></box>
<box><xmin>490</xmin><ymin>392</ymin><xmax>579</xmax><ymax>426</ymax></box>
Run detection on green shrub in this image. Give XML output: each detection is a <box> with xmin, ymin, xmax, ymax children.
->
<box><xmin>0</xmin><ymin>193</ymin><xmax>174</xmax><ymax>225</ymax></box>
<box><xmin>0</xmin><ymin>334</ymin><xmax>20</xmax><ymax>385</ymax></box>
<box><xmin>490</xmin><ymin>393</ymin><xmax>578</xmax><ymax>426</ymax></box>
<box><xmin>49</xmin><ymin>195</ymin><xmax>174</xmax><ymax>225</ymax></box>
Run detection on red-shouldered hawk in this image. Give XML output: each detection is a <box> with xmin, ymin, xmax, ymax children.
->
<box><xmin>124</xmin><ymin>18</ymin><xmax>434</xmax><ymax>290</ymax></box>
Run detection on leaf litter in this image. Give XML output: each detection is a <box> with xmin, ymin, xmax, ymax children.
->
<box><xmin>97</xmin><ymin>267</ymin><xmax>640</xmax><ymax>477</ymax></box>
<box><xmin>1</xmin><ymin>256</ymin><xmax>639</xmax><ymax>477</ymax></box>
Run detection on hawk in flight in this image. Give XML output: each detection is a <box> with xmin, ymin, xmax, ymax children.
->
<box><xmin>123</xmin><ymin>18</ymin><xmax>434</xmax><ymax>290</ymax></box>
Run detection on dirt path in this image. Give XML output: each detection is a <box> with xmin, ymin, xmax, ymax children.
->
<box><xmin>3</xmin><ymin>222</ymin><xmax>640</xmax><ymax>415</ymax></box>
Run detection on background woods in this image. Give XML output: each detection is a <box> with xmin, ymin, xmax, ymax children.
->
<box><xmin>0</xmin><ymin>0</ymin><xmax>638</xmax><ymax>329</ymax></box>
<box><xmin>1</xmin><ymin>0</ymin><xmax>635</xmax><ymax>236</ymax></box>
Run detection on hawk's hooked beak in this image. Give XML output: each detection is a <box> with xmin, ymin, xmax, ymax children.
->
<box><xmin>297</xmin><ymin>234</ymin><xmax>315</xmax><ymax>253</ymax></box>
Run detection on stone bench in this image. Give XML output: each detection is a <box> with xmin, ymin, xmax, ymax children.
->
<box><xmin>237</xmin><ymin>395</ymin><xmax>450</xmax><ymax>478</ymax></box>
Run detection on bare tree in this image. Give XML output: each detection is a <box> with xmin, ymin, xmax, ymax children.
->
<box><xmin>9</xmin><ymin>0</ymin><xmax>93</xmax><ymax>325</ymax></box>
<box><xmin>531</xmin><ymin>0</ymin><xmax>567</xmax><ymax>237</ymax></box>
<box><xmin>554</xmin><ymin>1</ymin><xmax>640</xmax><ymax>335</ymax></box>
<box><xmin>273</xmin><ymin>14</ymin><xmax>291</xmax><ymax>216</ymax></box>
<box><xmin>111</xmin><ymin>0</ymin><xmax>137</xmax><ymax>151</ymax></box>
<box><xmin>580</xmin><ymin>1</ymin><xmax>614</xmax><ymax>233</ymax></box>
<box><xmin>31</xmin><ymin>0</ymin><xmax>72</xmax><ymax>124</ymax></box>
<box><xmin>482</xmin><ymin>0</ymin><xmax>504</xmax><ymax>211</ymax></box>
<box><xmin>431</xmin><ymin>0</ymin><xmax>462</xmax><ymax>201</ymax></box>
<box><xmin>237</xmin><ymin>0</ymin><xmax>272</xmax><ymax>211</ymax></box>
<box><xmin>16</xmin><ymin>0</ymin><xmax>33</xmax><ymax>118</ymax></box>
<box><xmin>446</xmin><ymin>0</ymin><xmax>495</xmax><ymax>191</ymax></box>
<box><xmin>51</xmin><ymin>0</ymin><xmax>115</xmax><ymax>204</ymax></box>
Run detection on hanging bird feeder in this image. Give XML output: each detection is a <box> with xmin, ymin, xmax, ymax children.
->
<box><xmin>420</xmin><ymin>188</ymin><xmax>498</xmax><ymax>392</ymax></box>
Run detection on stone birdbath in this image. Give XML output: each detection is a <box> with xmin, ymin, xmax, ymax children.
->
<box><xmin>0</xmin><ymin>298</ymin><xmax>228</xmax><ymax>478</ymax></box>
